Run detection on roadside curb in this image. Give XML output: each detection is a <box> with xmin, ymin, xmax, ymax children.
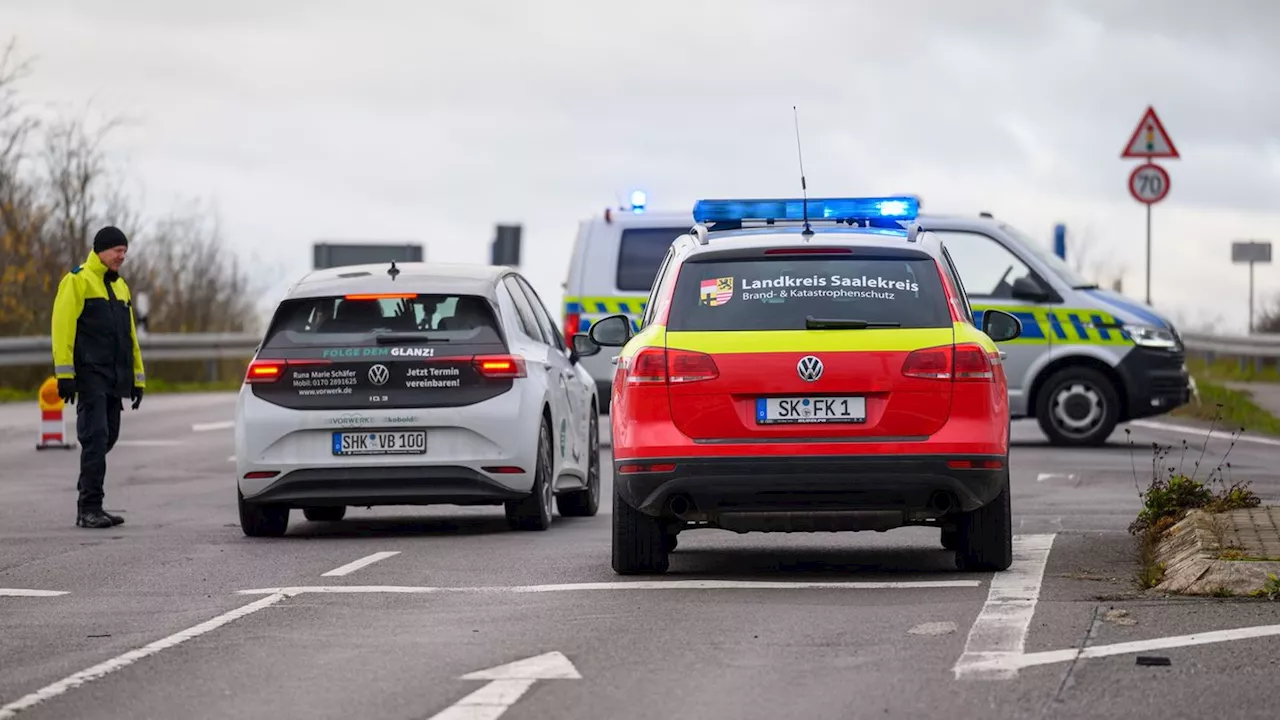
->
<box><xmin>1155</xmin><ymin>507</ymin><xmax>1280</xmax><ymax>597</ymax></box>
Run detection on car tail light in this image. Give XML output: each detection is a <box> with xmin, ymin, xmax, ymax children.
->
<box><xmin>667</xmin><ymin>349</ymin><xmax>719</xmax><ymax>383</ymax></box>
<box><xmin>953</xmin><ymin>344</ymin><xmax>994</xmax><ymax>381</ymax></box>
<box><xmin>947</xmin><ymin>459</ymin><xmax>1004</xmax><ymax>470</ymax></box>
<box><xmin>243</xmin><ymin>470</ymin><xmax>280</xmax><ymax>479</ymax></box>
<box><xmin>617</xmin><ymin>462</ymin><xmax>676</xmax><ymax>474</ymax></box>
<box><xmin>901</xmin><ymin>346</ymin><xmax>952</xmax><ymax>380</ymax></box>
<box><xmin>763</xmin><ymin>247</ymin><xmax>852</xmax><ymax>255</ymax></box>
<box><xmin>473</xmin><ymin>355</ymin><xmax>526</xmax><ymax>378</ymax></box>
<box><xmin>625</xmin><ymin>348</ymin><xmax>718</xmax><ymax>385</ymax></box>
<box><xmin>245</xmin><ymin>358</ymin><xmax>330</xmax><ymax>383</ymax></box>
<box><xmin>344</xmin><ymin>293</ymin><xmax>416</xmax><ymax>301</ymax></box>
<box><xmin>563</xmin><ymin>312</ymin><xmax>581</xmax><ymax>341</ymax></box>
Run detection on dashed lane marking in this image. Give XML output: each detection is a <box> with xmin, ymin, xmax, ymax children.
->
<box><xmin>191</xmin><ymin>421</ymin><xmax>234</xmax><ymax>433</ymax></box>
<box><xmin>0</xmin><ymin>593</ymin><xmax>287</xmax><ymax>719</ymax></box>
<box><xmin>1036</xmin><ymin>473</ymin><xmax>1077</xmax><ymax>482</ymax></box>
<box><xmin>0</xmin><ymin>589</ymin><xmax>69</xmax><ymax>597</ymax></box>
<box><xmin>952</xmin><ymin>533</ymin><xmax>1056</xmax><ymax>680</ymax></box>
<box><xmin>1129</xmin><ymin>419</ymin><xmax>1280</xmax><ymax>447</ymax></box>
<box><xmin>237</xmin><ymin>579</ymin><xmax>983</xmax><ymax>596</ymax></box>
<box><xmin>321</xmin><ymin>552</ymin><xmax>401</xmax><ymax>577</ymax></box>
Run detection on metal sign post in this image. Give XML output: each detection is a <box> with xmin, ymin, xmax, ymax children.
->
<box><xmin>1121</xmin><ymin>106</ymin><xmax>1180</xmax><ymax>305</ymax></box>
<box><xmin>1231</xmin><ymin>240</ymin><xmax>1272</xmax><ymax>334</ymax></box>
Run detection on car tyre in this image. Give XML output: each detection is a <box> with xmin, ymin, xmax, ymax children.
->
<box><xmin>303</xmin><ymin>506</ymin><xmax>346</xmax><ymax>522</ymax></box>
<box><xmin>556</xmin><ymin>407</ymin><xmax>600</xmax><ymax>517</ymax></box>
<box><xmin>955</xmin><ymin>469</ymin><xmax>1012</xmax><ymax>572</ymax></box>
<box><xmin>940</xmin><ymin>527</ymin><xmax>958</xmax><ymax>551</ymax></box>
<box><xmin>612</xmin><ymin>490</ymin><xmax>669</xmax><ymax>574</ymax></box>
<box><xmin>239</xmin><ymin>489</ymin><xmax>288</xmax><ymax>538</ymax></box>
<box><xmin>1035</xmin><ymin>365</ymin><xmax>1120</xmax><ymax>447</ymax></box>
<box><xmin>505</xmin><ymin>419</ymin><xmax>554</xmax><ymax>531</ymax></box>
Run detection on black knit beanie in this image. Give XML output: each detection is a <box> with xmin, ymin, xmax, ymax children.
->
<box><xmin>93</xmin><ymin>226</ymin><xmax>128</xmax><ymax>253</ymax></box>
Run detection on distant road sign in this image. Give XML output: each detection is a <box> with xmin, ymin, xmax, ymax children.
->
<box><xmin>1128</xmin><ymin>163</ymin><xmax>1170</xmax><ymax>204</ymax></box>
<box><xmin>1232</xmin><ymin>240</ymin><xmax>1272</xmax><ymax>265</ymax></box>
<box><xmin>1122</xmin><ymin>106</ymin><xmax>1180</xmax><ymax>159</ymax></box>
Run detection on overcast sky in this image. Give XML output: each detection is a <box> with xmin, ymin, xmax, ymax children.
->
<box><xmin>5</xmin><ymin>0</ymin><xmax>1278</xmax><ymax>332</ymax></box>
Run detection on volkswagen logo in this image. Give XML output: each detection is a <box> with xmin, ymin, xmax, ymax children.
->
<box><xmin>368</xmin><ymin>364</ymin><xmax>390</xmax><ymax>386</ymax></box>
<box><xmin>796</xmin><ymin>355</ymin><xmax>823</xmax><ymax>382</ymax></box>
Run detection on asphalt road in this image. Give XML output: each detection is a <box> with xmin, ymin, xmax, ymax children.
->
<box><xmin>2</xmin><ymin>392</ymin><xmax>1279</xmax><ymax>719</ymax></box>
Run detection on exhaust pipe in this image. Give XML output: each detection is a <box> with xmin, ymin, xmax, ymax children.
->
<box><xmin>928</xmin><ymin>491</ymin><xmax>953</xmax><ymax>514</ymax></box>
<box><xmin>667</xmin><ymin>494</ymin><xmax>695</xmax><ymax>520</ymax></box>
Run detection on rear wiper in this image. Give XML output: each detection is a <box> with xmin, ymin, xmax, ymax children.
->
<box><xmin>374</xmin><ymin>332</ymin><xmax>452</xmax><ymax>344</ymax></box>
<box><xmin>804</xmin><ymin>317</ymin><xmax>901</xmax><ymax>330</ymax></box>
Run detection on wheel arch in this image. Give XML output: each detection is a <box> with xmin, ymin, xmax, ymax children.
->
<box><xmin>1029</xmin><ymin>354</ymin><xmax>1129</xmax><ymax>421</ymax></box>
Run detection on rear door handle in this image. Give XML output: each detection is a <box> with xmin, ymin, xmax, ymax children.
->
<box><xmin>610</xmin><ymin>355</ymin><xmax>619</xmax><ymax>365</ymax></box>
<box><xmin>999</xmin><ymin>351</ymin><xmax>1008</xmax><ymax>360</ymax></box>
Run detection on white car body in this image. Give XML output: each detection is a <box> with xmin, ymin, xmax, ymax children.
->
<box><xmin>234</xmin><ymin>261</ymin><xmax>600</xmax><ymax>536</ymax></box>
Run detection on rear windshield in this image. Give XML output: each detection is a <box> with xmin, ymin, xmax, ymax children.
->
<box><xmin>616</xmin><ymin>227</ymin><xmax>689</xmax><ymax>291</ymax></box>
<box><xmin>262</xmin><ymin>294</ymin><xmax>503</xmax><ymax>348</ymax></box>
<box><xmin>666</xmin><ymin>256</ymin><xmax>951</xmax><ymax>331</ymax></box>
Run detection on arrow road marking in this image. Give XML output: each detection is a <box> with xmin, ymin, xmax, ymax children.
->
<box><xmin>426</xmin><ymin>652</ymin><xmax>580</xmax><ymax>720</ymax></box>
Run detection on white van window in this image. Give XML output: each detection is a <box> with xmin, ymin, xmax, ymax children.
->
<box><xmin>616</xmin><ymin>227</ymin><xmax>688</xmax><ymax>292</ymax></box>
<box><xmin>935</xmin><ymin>231</ymin><xmax>1039</xmax><ymax>300</ymax></box>
<box><xmin>1001</xmin><ymin>223</ymin><xmax>1096</xmax><ymax>289</ymax></box>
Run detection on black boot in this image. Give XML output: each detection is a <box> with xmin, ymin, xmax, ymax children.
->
<box><xmin>103</xmin><ymin>511</ymin><xmax>125</xmax><ymax>526</ymax></box>
<box><xmin>75</xmin><ymin>509</ymin><xmax>114</xmax><ymax>529</ymax></box>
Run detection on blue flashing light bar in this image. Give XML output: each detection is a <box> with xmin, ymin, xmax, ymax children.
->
<box><xmin>692</xmin><ymin>196</ymin><xmax>919</xmax><ymax>224</ymax></box>
<box><xmin>629</xmin><ymin>189</ymin><xmax>647</xmax><ymax>213</ymax></box>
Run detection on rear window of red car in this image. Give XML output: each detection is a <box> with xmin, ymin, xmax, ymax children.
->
<box><xmin>666</xmin><ymin>256</ymin><xmax>951</xmax><ymax>332</ymax></box>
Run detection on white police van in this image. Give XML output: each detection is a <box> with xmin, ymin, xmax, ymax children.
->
<box><xmin>562</xmin><ymin>195</ymin><xmax>1192</xmax><ymax>446</ymax></box>
<box><xmin>560</xmin><ymin>191</ymin><xmax>692</xmax><ymax>412</ymax></box>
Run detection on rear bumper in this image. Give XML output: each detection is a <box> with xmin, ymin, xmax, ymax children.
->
<box><xmin>614</xmin><ymin>454</ymin><xmax>1007</xmax><ymax>524</ymax></box>
<box><xmin>1117</xmin><ymin>347</ymin><xmax>1192</xmax><ymax>420</ymax></box>
<box><xmin>240</xmin><ymin>465</ymin><xmax>528</xmax><ymax>508</ymax></box>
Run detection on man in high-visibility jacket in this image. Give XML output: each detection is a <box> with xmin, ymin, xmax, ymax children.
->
<box><xmin>51</xmin><ymin>226</ymin><xmax>146</xmax><ymax>529</ymax></box>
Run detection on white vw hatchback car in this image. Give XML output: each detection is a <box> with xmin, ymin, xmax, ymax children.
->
<box><xmin>234</xmin><ymin>261</ymin><xmax>601</xmax><ymax>536</ymax></box>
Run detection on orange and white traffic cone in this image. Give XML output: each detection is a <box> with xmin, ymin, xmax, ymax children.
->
<box><xmin>36</xmin><ymin>376</ymin><xmax>75</xmax><ymax>451</ymax></box>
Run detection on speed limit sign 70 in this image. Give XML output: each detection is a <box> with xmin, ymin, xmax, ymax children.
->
<box><xmin>1129</xmin><ymin>162</ymin><xmax>1170</xmax><ymax>204</ymax></box>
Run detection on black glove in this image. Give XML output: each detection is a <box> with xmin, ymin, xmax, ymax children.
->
<box><xmin>131</xmin><ymin>386</ymin><xmax>144</xmax><ymax>410</ymax></box>
<box><xmin>57</xmin><ymin>378</ymin><xmax>76</xmax><ymax>405</ymax></box>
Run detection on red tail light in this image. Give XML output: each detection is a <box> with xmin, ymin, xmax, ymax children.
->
<box><xmin>245</xmin><ymin>358</ymin><xmax>330</xmax><ymax>383</ymax></box>
<box><xmin>563</xmin><ymin>312</ymin><xmax>581</xmax><ymax>341</ymax></box>
<box><xmin>947</xmin><ymin>459</ymin><xmax>1004</xmax><ymax>470</ymax></box>
<box><xmin>901</xmin><ymin>347</ymin><xmax>952</xmax><ymax>380</ymax></box>
<box><xmin>625</xmin><ymin>348</ymin><xmax>718</xmax><ymax>385</ymax></box>
<box><xmin>953</xmin><ymin>343</ymin><xmax>994</xmax><ymax>381</ymax></box>
<box><xmin>763</xmin><ymin>247</ymin><xmax>852</xmax><ymax>255</ymax></box>
<box><xmin>901</xmin><ymin>344</ymin><xmax>995</xmax><ymax>382</ymax></box>
<box><xmin>473</xmin><ymin>355</ymin><xmax>526</xmax><ymax>378</ymax></box>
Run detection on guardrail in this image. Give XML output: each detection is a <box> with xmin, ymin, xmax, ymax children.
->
<box><xmin>0</xmin><ymin>331</ymin><xmax>1277</xmax><ymax>366</ymax></box>
<box><xmin>0</xmin><ymin>333</ymin><xmax>261</xmax><ymax>367</ymax></box>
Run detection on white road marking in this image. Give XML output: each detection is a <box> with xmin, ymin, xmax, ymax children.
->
<box><xmin>960</xmin><ymin>623</ymin><xmax>1280</xmax><ymax>674</ymax></box>
<box><xmin>191</xmin><ymin>420</ymin><xmax>234</xmax><ymax>433</ymax></box>
<box><xmin>0</xmin><ymin>588</ymin><xmax>69</xmax><ymax>597</ymax></box>
<box><xmin>952</xmin><ymin>533</ymin><xmax>1056</xmax><ymax>680</ymax></box>
<box><xmin>227</xmin><ymin>455</ymin><xmax>236</xmax><ymax>462</ymax></box>
<box><xmin>0</xmin><ymin>593</ymin><xmax>287</xmax><ymax>719</ymax></box>
<box><xmin>1128</xmin><ymin>419</ymin><xmax>1280</xmax><ymax>447</ymax></box>
<box><xmin>320</xmin><ymin>551</ymin><xmax>401</xmax><ymax>577</ymax></box>
<box><xmin>1036</xmin><ymin>473</ymin><xmax>1076</xmax><ymax>483</ymax></box>
<box><xmin>237</xmin><ymin>579</ymin><xmax>982</xmax><ymax>596</ymax></box>
<box><xmin>427</xmin><ymin>651</ymin><xmax>580</xmax><ymax>720</ymax></box>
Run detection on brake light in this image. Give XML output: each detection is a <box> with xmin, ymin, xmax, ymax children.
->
<box><xmin>625</xmin><ymin>348</ymin><xmax>718</xmax><ymax>385</ymax></box>
<box><xmin>953</xmin><ymin>344</ymin><xmax>994</xmax><ymax>381</ymax></box>
<box><xmin>245</xmin><ymin>359</ymin><xmax>330</xmax><ymax>383</ymax></box>
<box><xmin>901</xmin><ymin>347</ymin><xmax>951</xmax><ymax>380</ymax></box>
<box><xmin>763</xmin><ymin>247</ymin><xmax>853</xmax><ymax>255</ymax></box>
<box><xmin>563</xmin><ymin>312</ymin><xmax>581</xmax><ymax>341</ymax></box>
<box><xmin>473</xmin><ymin>355</ymin><xmax>526</xmax><ymax>378</ymax></box>
<box><xmin>344</xmin><ymin>293</ymin><xmax>416</xmax><ymax>301</ymax></box>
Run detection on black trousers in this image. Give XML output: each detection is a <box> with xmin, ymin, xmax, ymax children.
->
<box><xmin>76</xmin><ymin>392</ymin><xmax>122</xmax><ymax>512</ymax></box>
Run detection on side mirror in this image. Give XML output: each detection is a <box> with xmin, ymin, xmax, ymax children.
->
<box><xmin>588</xmin><ymin>314</ymin><xmax>633</xmax><ymax>347</ymax></box>
<box><xmin>1010</xmin><ymin>275</ymin><xmax>1051</xmax><ymax>303</ymax></box>
<box><xmin>571</xmin><ymin>333</ymin><xmax>601</xmax><ymax>359</ymax></box>
<box><xmin>982</xmin><ymin>309</ymin><xmax>1022</xmax><ymax>343</ymax></box>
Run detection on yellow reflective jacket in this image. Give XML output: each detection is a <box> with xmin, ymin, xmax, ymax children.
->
<box><xmin>51</xmin><ymin>250</ymin><xmax>146</xmax><ymax>396</ymax></box>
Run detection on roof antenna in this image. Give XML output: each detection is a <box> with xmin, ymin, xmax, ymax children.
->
<box><xmin>793</xmin><ymin>106</ymin><xmax>813</xmax><ymax>238</ymax></box>
<box><xmin>388</xmin><ymin>260</ymin><xmax>400</xmax><ymax>281</ymax></box>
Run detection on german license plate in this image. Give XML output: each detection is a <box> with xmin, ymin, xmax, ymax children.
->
<box><xmin>756</xmin><ymin>396</ymin><xmax>866</xmax><ymax>424</ymax></box>
<box><xmin>332</xmin><ymin>430</ymin><xmax>427</xmax><ymax>455</ymax></box>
